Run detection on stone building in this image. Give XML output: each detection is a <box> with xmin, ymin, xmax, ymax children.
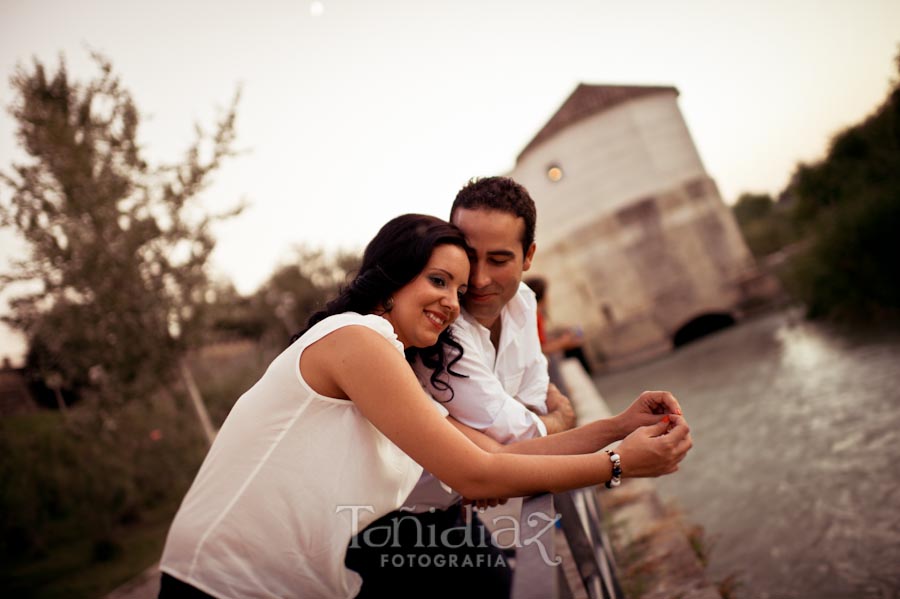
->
<box><xmin>509</xmin><ymin>84</ymin><xmax>779</xmax><ymax>369</ymax></box>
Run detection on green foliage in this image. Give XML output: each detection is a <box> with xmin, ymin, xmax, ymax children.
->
<box><xmin>1</xmin><ymin>500</ymin><xmax>174</xmax><ymax>599</ymax></box>
<box><xmin>0</xmin><ymin>398</ymin><xmax>206</xmax><ymax>562</ymax></box>
<box><xmin>732</xmin><ymin>193</ymin><xmax>775</xmax><ymax>223</ymax></box>
<box><xmin>203</xmin><ymin>281</ymin><xmax>269</xmax><ymax>340</ymax></box>
<box><xmin>781</xmin><ymin>49</ymin><xmax>900</xmax><ymax>321</ymax></box>
<box><xmin>239</xmin><ymin>246</ymin><xmax>361</xmax><ymax>346</ymax></box>
<box><xmin>0</xmin><ymin>52</ymin><xmax>242</xmax><ymax>407</ymax></box>
<box><xmin>731</xmin><ymin>193</ymin><xmax>796</xmax><ymax>257</ymax></box>
<box><xmin>200</xmin><ymin>246</ymin><xmax>361</xmax><ymax>349</ymax></box>
<box><xmin>783</xmin><ymin>191</ymin><xmax>900</xmax><ymax>320</ymax></box>
<box><xmin>0</xmin><ymin>342</ymin><xmax>265</xmax><ymax>597</ymax></box>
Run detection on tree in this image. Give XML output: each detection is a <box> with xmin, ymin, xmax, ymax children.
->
<box><xmin>250</xmin><ymin>246</ymin><xmax>361</xmax><ymax>346</ymax></box>
<box><xmin>781</xmin><ymin>48</ymin><xmax>900</xmax><ymax>320</ymax></box>
<box><xmin>732</xmin><ymin>193</ymin><xmax>775</xmax><ymax>224</ymax></box>
<box><xmin>731</xmin><ymin>192</ymin><xmax>796</xmax><ymax>258</ymax></box>
<box><xmin>0</xmin><ymin>53</ymin><xmax>242</xmax><ymax>413</ymax></box>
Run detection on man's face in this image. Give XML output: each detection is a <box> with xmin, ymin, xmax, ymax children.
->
<box><xmin>451</xmin><ymin>207</ymin><xmax>535</xmax><ymax>330</ymax></box>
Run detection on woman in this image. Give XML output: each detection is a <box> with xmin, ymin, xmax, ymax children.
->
<box><xmin>159</xmin><ymin>214</ymin><xmax>691</xmax><ymax>598</ymax></box>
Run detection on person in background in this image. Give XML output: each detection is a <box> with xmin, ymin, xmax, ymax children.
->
<box><xmin>525</xmin><ymin>274</ymin><xmax>593</xmax><ymax>377</ymax></box>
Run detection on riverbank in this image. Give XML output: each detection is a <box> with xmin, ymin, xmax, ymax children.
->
<box><xmin>598</xmin><ymin>479</ymin><xmax>721</xmax><ymax>599</ymax></box>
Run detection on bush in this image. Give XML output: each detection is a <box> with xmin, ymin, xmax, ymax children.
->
<box><xmin>731</xmin><ymin>193</ymin><xmax>797</xmax><ymax>258</ymax></box>
<box><xmin>0</xmin><ymin>342</ymin><xmax>266</xmax><ymax>596</ymax></box>
<box><xmin>0</xmin><ymin>397</ymin><xmax>208</xmax><ymax>563</ymax></box>
<box><xmin>784</xmin><ymin>191</ymin><xmax>900</xmax><ymax>321</ymax></box>
<box><xmin>778</xmin><ymin>48</ymin><xmax>900</xmax><ymax>322</ymax></box>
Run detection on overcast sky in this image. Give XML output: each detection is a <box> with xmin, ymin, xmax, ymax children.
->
<box><xmin>1</xmin><ymin>0</ymin><xmax>898</xmax><ymax>363</ymax></box>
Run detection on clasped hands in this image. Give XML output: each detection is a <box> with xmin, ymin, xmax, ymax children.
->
<box><xmin>614</xmin><ymin>390</ymin><xmax>692</xmax><ymax>478</ymax></box>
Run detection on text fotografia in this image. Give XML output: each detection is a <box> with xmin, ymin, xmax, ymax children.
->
<box><xmin>382</xmin><ymin>553</ymin><xmax>508</xmax><ymax>568</ymax></box>
<box><xmin>336</xmin><ymin>505</ymin><xmax>561</xmax><ymax>567</ymax></box>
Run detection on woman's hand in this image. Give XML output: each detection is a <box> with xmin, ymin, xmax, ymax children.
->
<box><xmin>614</xmin><ymin>390</ymin><xmax>683</xmax><ymax>438</ymax></box>
<box><xmin>615</xmin><ymin>414</ymin><xmax>692</xmax><ymax>478</ymax></box>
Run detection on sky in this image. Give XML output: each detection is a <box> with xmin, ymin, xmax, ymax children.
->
<box><xmin>1</xmin><ymin>0</ymin><xmax>898</xmax><ymax>363</ymax></box>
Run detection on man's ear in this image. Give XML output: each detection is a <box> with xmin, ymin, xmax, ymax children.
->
<box><xmin>523</xmin><ymin>242</ymin><xmax>536</xmax><ymax>271</ymax></box>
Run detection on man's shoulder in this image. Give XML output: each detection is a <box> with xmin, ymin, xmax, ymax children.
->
<box><xmin>449</xmin><ymin>310</ymin><xmax>479</xmax><ymax>340</ymax></box>
<box><xmin>515</xmin><ymin>281</ymin><xmax>538</xmax><ymax>309</ymax></box>
<box><xmin>502</xmin><ymin>281</ymin><xmax>538</xmax><ymax>330</ymax></box>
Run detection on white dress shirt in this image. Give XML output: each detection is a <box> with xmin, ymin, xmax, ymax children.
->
<box><xmin>405</xmin><ymin>282</ymin><xmax>550</xmax><ymax>511</ymax></box>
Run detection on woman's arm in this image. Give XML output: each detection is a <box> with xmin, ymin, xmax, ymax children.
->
<box><xmin>306</xmin><ymin>326</ymin><xmax>691</xmax><ymax>500</ymax></box>
<box><xmin>448</xmin><ymin>415</ymin><xmax>623</xmax><ymax>455</ymax></box>
<box><xmin>448</xmin><ymin>387</ymin><xmax>683</xmax><ymax>457</ymax></box>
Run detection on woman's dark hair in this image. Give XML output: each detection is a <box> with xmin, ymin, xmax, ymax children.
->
<box><xmin>291</xmin><ymin>213</ymin><xmax>473</xmax><ymax>400</ymax></box>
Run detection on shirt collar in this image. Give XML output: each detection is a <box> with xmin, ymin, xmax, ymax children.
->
<box><xmin>459</xmin><ymin>281</ymin><xmax>530</xmax><ymax>347</ymax></box>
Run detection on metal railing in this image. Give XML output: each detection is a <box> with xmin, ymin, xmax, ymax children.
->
<box><xmin>512</xmin><ymin>488</ymin><xmax>623</xmax><ymax>599</ymax></box>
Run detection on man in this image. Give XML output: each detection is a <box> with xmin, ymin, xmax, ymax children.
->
<box><xmin>420</xmin><ymin>176</ymin><xmax>577</xmax><ymax>439</ymax></box>
<box><xmin>412</xmin><ymin>177</ymin><xmax>578</xmax><ymax>495</ymax></box>
<box><xmin>346</xmin><ymin>176</ymin><xmax>577</xmax><ymax>597</ymax></box>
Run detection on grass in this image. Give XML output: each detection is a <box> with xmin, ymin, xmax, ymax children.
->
<box><xmin>2</xmin><ymin>499</ymin><xmax>177</xmax><ymax>599</ymax></box>
<box><xmin>686</xmin><ymin>523</ymin><xmax>710</xmax><ymax>567</ymax></box>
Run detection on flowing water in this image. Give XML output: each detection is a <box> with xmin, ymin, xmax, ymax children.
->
<box><xmin>593</xmin><ymin>308</ymin><xmax>900</xmax><ymax>599</ymax></box>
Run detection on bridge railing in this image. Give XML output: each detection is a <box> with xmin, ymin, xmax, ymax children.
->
<box><xmin>511</xmin><ymin>488</ymin><xmax>623</xmax><ymax>599</ymax></box>
<box><xmin>511</xmin><ymin>354</ymin><xmax>624</xmax><ymax>599</ymax></box>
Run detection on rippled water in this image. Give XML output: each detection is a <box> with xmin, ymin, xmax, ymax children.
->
<box><xmin>593</xmin><ymin>308</ymin><xmax>900</xmax><ymax>599</ymax></box>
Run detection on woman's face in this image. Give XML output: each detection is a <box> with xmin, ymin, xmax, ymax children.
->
<box><xmin>384</xmin><ymin>244</ymin><xmax>470</xmax><ymax>348</ymax></box>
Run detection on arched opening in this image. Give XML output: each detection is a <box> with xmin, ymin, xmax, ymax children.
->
<box><xmin>672</xmin><ymin>313</ymin><xmax>736</xmax><ymax>348</ymax></box>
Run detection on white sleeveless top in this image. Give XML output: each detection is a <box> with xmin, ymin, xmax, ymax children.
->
<box><xmin>160</xmin><ymin>313</ymin><xmax>447</xmax><ymax>598</ymax></box>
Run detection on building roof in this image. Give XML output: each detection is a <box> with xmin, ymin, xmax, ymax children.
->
<box><xmin>516</xmin><ymin>83</ymin><xmax>679</xmax><ymax>163</ymax></box>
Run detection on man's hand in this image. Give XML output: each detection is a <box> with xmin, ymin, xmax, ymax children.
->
<box><xmin>614</xmin><ymin>390</ymin><xmax>683</xmax><ymax>438</ymax></box>
<box><xmin>462</xmin><ymin>496</ymin><xmax>509</xmax><ymax>512</ymax></box>
<box><xmin>540</xmin><ymin>383</ymin><xmax>576</xmax><ymax>434</ymax></box>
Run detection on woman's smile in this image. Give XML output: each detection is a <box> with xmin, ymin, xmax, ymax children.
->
<box><xmin>386</xmin><ymin>244</ymin><xmax>470</xmax><ymax>348</ymax></box>
<box><xmin>425</xmin><ymin>310</ymin><xmax>448</xmax><ymax>330</ymax></box>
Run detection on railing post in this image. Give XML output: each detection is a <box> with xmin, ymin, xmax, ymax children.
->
<box><xmin>555</xmin><ymin>488</ymin><xmax>623</xmax><ymax>599</ymax></box>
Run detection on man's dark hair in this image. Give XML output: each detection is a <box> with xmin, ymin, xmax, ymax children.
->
<box><xmin>450</xmin><ymin>176</ymin><xmax>537</xmax><ymax>255</ymax></box>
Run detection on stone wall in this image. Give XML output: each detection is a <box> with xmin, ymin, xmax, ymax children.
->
<box><xmin>531</xmin><ymin>176</ymin><xmax>769</xmax><ymax>369</ymax></box>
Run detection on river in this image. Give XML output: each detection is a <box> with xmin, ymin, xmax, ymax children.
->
<box><xmin>593</xmin><ymin>308</ymin><xmax>900</xmax><ymax>599</ymax></box>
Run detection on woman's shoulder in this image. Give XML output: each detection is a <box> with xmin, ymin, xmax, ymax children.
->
<box><xmin>307</xmin><ymin>312</ymin><xmax>403</xmax><ymax>354</ymax></box>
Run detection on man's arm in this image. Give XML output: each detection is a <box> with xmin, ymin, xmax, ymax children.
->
<box><xmin>515</xmin><ymin>286</ymin><xmax>577</xmax><ymax>434</ymax></box>
<box><xmin>413</xmin><ymin>323</ymin><xmax>547</xmax><ymax>443</ymax></box>
<box><xmin>537</xmin><ymin>383</ymin><xmax>576</xmax><ymax>434</ymax></box>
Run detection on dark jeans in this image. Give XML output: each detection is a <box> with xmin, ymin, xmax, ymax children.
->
<box><xmin>345</xmin><ymin>504</ymin><xmax>512</xmax><ymax>598</ymax></box>
<box><xmin>158</xmin><ymin>573</ymin><xmax>214</xmax><ymax>599</ymax></box>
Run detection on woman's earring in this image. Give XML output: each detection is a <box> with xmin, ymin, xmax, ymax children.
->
<box><xmin>384</xmin><ymin>297</ymin><xmax>394</xmax><ymax>311</ymax></box>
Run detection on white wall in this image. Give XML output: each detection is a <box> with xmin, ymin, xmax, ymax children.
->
<box><xmin>510</xmin><ymin>91</ymin><xmax>707</xmax><ymax>247</ymax></box>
